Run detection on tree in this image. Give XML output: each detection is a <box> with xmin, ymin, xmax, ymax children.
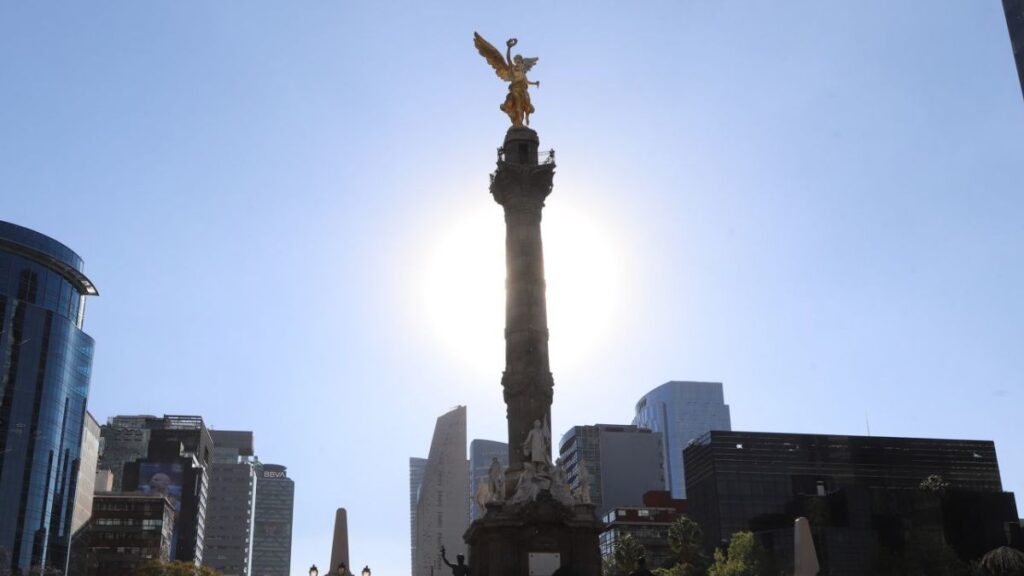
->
<box><xmin>603</xmin><ymin>534</ymin><xmax>647</xmax><ymax>576</ymax></box>
<box><xmin>706</xmin><ymin>532</ymin><xmax>773</xmax><ymax>576</ymax></box>
<box><xmin>134</xmin><ymin>560</ymin><xmax>221</xmax><ymax>576</ymax></box>
<box><xmin>654</xmin><ymin>516</ymin><xmax>708</xmax><ymax>576</ymax></box>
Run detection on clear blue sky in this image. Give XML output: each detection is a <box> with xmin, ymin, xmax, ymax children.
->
<box><xmin>3</xmin><ymin>2</ymin><xmax>1022</xmax><ymax>575</ymax></box>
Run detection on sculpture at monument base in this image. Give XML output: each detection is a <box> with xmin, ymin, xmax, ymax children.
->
<box><xmin>574</xmin><ymin>461</ymin><xmax>592</xmax><ymax>505</ymax></box>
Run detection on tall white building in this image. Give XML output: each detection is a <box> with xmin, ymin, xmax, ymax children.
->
<box><xmin>411</xmin><ymin>406</ymin><xmax>468</xmax><ymax>576</ymax></box>
<box><xmin>408</xmin><ymin>457</ymin><xmax>427</xmax><ymax>571</ymax></box>
<box><xmin>633</xmin><ymin>381</ymin><xmax>731</xmax><ymax>498</ymax></box>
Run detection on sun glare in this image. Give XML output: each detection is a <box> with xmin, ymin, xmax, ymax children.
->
<box><xmin>421</xmin><ymin>196</ymin><xmax>623</xmax><ymax>379</ymax></box>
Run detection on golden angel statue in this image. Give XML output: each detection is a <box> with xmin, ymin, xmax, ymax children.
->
<box><xmin>473</xmin><ymin>32</ymin><xmax>540</xmax><ymax>127</ymax></box>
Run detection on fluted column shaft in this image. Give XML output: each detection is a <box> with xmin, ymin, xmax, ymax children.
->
<box><xmin>490</xmin><ymin>127</ymin><xmax>555</xmax><ymax>471</ymax></box>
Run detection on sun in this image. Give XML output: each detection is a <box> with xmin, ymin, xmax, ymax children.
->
<box><xmin>420</xmin><ymin>195</ymin><xmax>623</xmax><ymax>378</ymax></box>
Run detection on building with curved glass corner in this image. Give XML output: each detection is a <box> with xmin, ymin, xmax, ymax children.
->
<box><xmin>632</xmin><ymin>381</ymin><xmax>731</xmax><ymax>499</ymax></box>
<box><xmin>0</xmin><ymin>221</ymin><xmax>98</xmax><ymax>574</ymax></box>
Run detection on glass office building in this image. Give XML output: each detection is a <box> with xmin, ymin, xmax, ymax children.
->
<box><xmin>0</xmin><ymin>221</ymin><xmax>98</xmax><ymax>573</ymax></box>
<box><xmin>251</xmin><ymin>464</ymin><xmax>294</xmax><ymax>576</ymax></box>
<box><xmin>1005</xmin><ymin>0</ymin><xmax>1024</xmax><ymax>99</ymax></box>
<box><xmin>633</xmin><ymin>381</ymin><xmax>731</xmax><ymax>499</ymax></box>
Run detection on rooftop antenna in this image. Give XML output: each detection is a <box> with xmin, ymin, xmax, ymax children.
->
<box><xmin>865</xmin><ymin>412</ymin><xmax>871</xmax><ymax>436</ymax></box>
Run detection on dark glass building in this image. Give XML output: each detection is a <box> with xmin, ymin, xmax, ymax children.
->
<box><xmin>251</xmin><ymin>464</ymin><xmax>294</xmax><ymax>576</ymax></box>
<box><xmin>120</xmin><ymin>419</ymin><xmax>213</xmax><ymax>565</ymax></box>
<box><xmin>0</xmin><ymin>221</ymin><xmax>98</xmax><ymax>574</ymax></box>
<box><xmin>684</xmin><ymin>431</ymin><xmax>1022</xmax><ymax>575</ymax></box>
<box><xmin>1005</xmin><ymin>0</ymin><xmax>1024</xmax><ymax>99</ymax></box>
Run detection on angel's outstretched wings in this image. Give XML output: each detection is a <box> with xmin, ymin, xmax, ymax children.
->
<box><xmin>520</xmin><ymin>57</ymin><xmax>539</xmax><ymax>74</ymax></box>
<box><xmin>474</xmin><ymin>32</ymin><xmax>511</xmax><ymax>81</ymax></box>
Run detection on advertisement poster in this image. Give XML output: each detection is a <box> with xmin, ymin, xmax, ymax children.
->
<box><xmin>137</xmin><ymin>462</ymin><xmax>184</xmax><ymax>511</ymax></box>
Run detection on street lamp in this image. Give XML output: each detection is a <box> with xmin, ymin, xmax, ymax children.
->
<box><xmin>310</xmin><ymin>565</ymin><xmax>319</xmax><ymax>576</ymax></box>
<box><xmin>362</xmin><ymin>566</ymin><xmax>371</xmax><ymax>576</ymax></box>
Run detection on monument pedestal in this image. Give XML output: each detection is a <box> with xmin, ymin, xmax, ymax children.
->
<box><xmin>465</xmin><ymin>495</ymin><xmax>603</xmax><ymax>576</ymax></box>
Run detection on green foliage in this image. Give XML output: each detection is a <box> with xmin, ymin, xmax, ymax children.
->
<box><xmin>979</xmin><ymin>546</ymin><xmax>1024</xmax><ymax>576</ymax></box>
<box><xmin>706</xmin><ymin>532</ymin><xmax>772</xmax><ymax>576</ymax></box>
<box><xmin>603</xmin><ymin>534</ymin><xmax>647</xmax><ymax>576</ymax></box>
<box><xmin>654</xmin><ymin>515</ymin><xmax>707</xmax><ymax>576</ymax></box>
<box><xmin>875</xmin><ymin>540</ymin><xmax>977</xmax><ymax>576</ymax></box>
<box><xmin>134</xmin><ymin>560</ymin><xmax>222</xmax><ymax>576</ymax></box>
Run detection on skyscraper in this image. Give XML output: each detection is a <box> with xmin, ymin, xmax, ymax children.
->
<box><xmin>632</xmin><ymin>381</ymin><xmax>731</xmax><ymax>498</ymax></box>
<box><xmin>0</xmin><ymin>221</ymin><xmax>99</xmax><ymax>574</ymax></box>
<box><xmin>684</xmin><ymin>431</ymin><xmax>1022</xmax><ymax>573</ymax></box>
<box><xmin>469</xmin><ymin>439</ymin><xmax>507</xmax><ymax>521</ymax></box>
<box><xmin>251</xmin><ymin>464</ymin><xmax>294</xmax><ymax>576</ymax></box>
<box><xmin>1004</xmin><ymin>0</ymin><xmax>1024</xmax><ymax>98</ymax></box>
<box><xmin>411</xmin><ymin>406</ymin><xmax>468</xmax><ymax>576</ymax></box>
<box><xmin>558</xmin><ymin>425</ymin><xmax>665</xmax><ymax>519</ymax></box>
<box><xmin>204</xmin><ymin>430</ymin><xmax>258</xmax><ymax>576</ymax></box>
<box><xmin>100</xmin><ymin>414</ymin><xmax>214</xmax><ymax>564</ymax></box>
<box><xmin>408</xmin><ymin>456</ymin><xmax>427</xmax><ymax>571</ymax></box>
<box><xmin>123</xmin><ymin>433</ymin><xmax>212</xmax><ymax>565</ymax></box>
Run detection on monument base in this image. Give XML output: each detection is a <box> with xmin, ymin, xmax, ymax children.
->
<box><xmin>465</xmin><ymin>494</ymin><xmax>603</xmax><ymax>576</ymax></box>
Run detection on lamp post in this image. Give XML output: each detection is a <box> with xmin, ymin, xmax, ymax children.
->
<box><xmin>310</xmin><ymin>565</ymin><xmax>319</xmax><ymax>576</ymax></box>
<box><xmin>361</xmin><ymin>566</ymin><xmax>371</xmax><ymax>576</ymax></box>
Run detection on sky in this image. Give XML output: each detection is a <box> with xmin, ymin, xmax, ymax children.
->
<box><xmin>2</xmin><ymin>2</ymin><xmax>1023</xmax><ymax>575</ymax></box>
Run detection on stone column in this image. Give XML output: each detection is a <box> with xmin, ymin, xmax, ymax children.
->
<box><xmin>490</xmin><ymin>126</ymin><xmax>555</xmax><ymax>472</ymax></box>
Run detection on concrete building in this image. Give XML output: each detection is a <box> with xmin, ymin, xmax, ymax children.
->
<box><xmin>80</xmin><ymin>493</ymin><xmax>175</xmax><ymax>576</ymax></box>
<box><xmin>108</xmin><ymin>415</ymin><xmax>214</xmax><ymax>565</ymax></box>
<box><xmin>599</xmin><ymin>491</ymin><xmax>688</xmax><ymax>570</ymax></box>
<box><xmin>204</xmin><ymin>430</ymin><xmax>258</xmax><ymax>576</ymax></box>
<box><xmin>0</xmin><ymin>221</ymin><xmax>99</xmax><ymax>574</ymax></box>
<box><xmin>329</xmin><ymin>508</ymin><xmax>349</xmax><ymax>575</ymax></box>
<box><xmin>1005</xmin><ymin>0</ymin><xmax>1024</xmax><ymax>98</ymax></box>
<box><xmin>633</xmin><ymin>381</ymin><xmax>731</xmax><ymax>498</ymax></box>
<box><xmin>408</xmin><ymin>456</ymin><xmax>427</xmax><ymax>571</ymax></box>
<box><xmin>98</xmin><ymin>414</ymin><xmax>215</xmax><ymax>490</ymax></box>
<box><xmin>469</xmin><ymin>439</ymin><xmax>507</xmax><ymax>521</ymax></box>
<box><xmin>684</xmin><ymin>431</ymin><xmax>1023</xmax><ymax>575</ymax></box>
<box><xmin>558</xmin><ymin>424</ymin><xmax>666</xmax><ymax>519</ymax></box>
<box><xmin>251</xmin><ymin>463</ymin><xmax>294</xmax><ymax>576</ymax></box>
<box><xmin>412</xmin><ymin>406</ymin><xmax>468</xmax><ymax>576</ymax></box>
<box><xmin>72</xmin><ymin>412</ymin><xmax>102</xmax><ymax>535</ymax></box>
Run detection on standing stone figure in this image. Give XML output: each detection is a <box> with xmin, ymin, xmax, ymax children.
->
<box><xmin>576</xmin><ymin>461</ymin><xmax>593</xmax><ymax>505</ymax></box>
<box><xmin>522</xmin><ymin>418</ymin><xmax>551</xmax><ymax>465</ymax></box>
<box><xmin>474</xmin><ymin>481</ymin><xmax>491</xmax><ymax>515</ymax></box>
<box><xmin>551</xmin><ymin>458</ymin><xmax>575</xmax><ymax>506</ymax></box>
<box><xmin>487</xmin><ymin>457</ymin><xmax>505</xmax><ymax>502</ymax></box>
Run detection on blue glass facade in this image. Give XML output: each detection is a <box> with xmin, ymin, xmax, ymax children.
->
<box><xmin>632</xmin><ymin>381</ymin><xmax>731</xmax><ymax>499</ymax></box>
<box><xmin>0</xmin><ymin>221</ymin><xmax>97</xmax><ymax>574</ymax></box>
